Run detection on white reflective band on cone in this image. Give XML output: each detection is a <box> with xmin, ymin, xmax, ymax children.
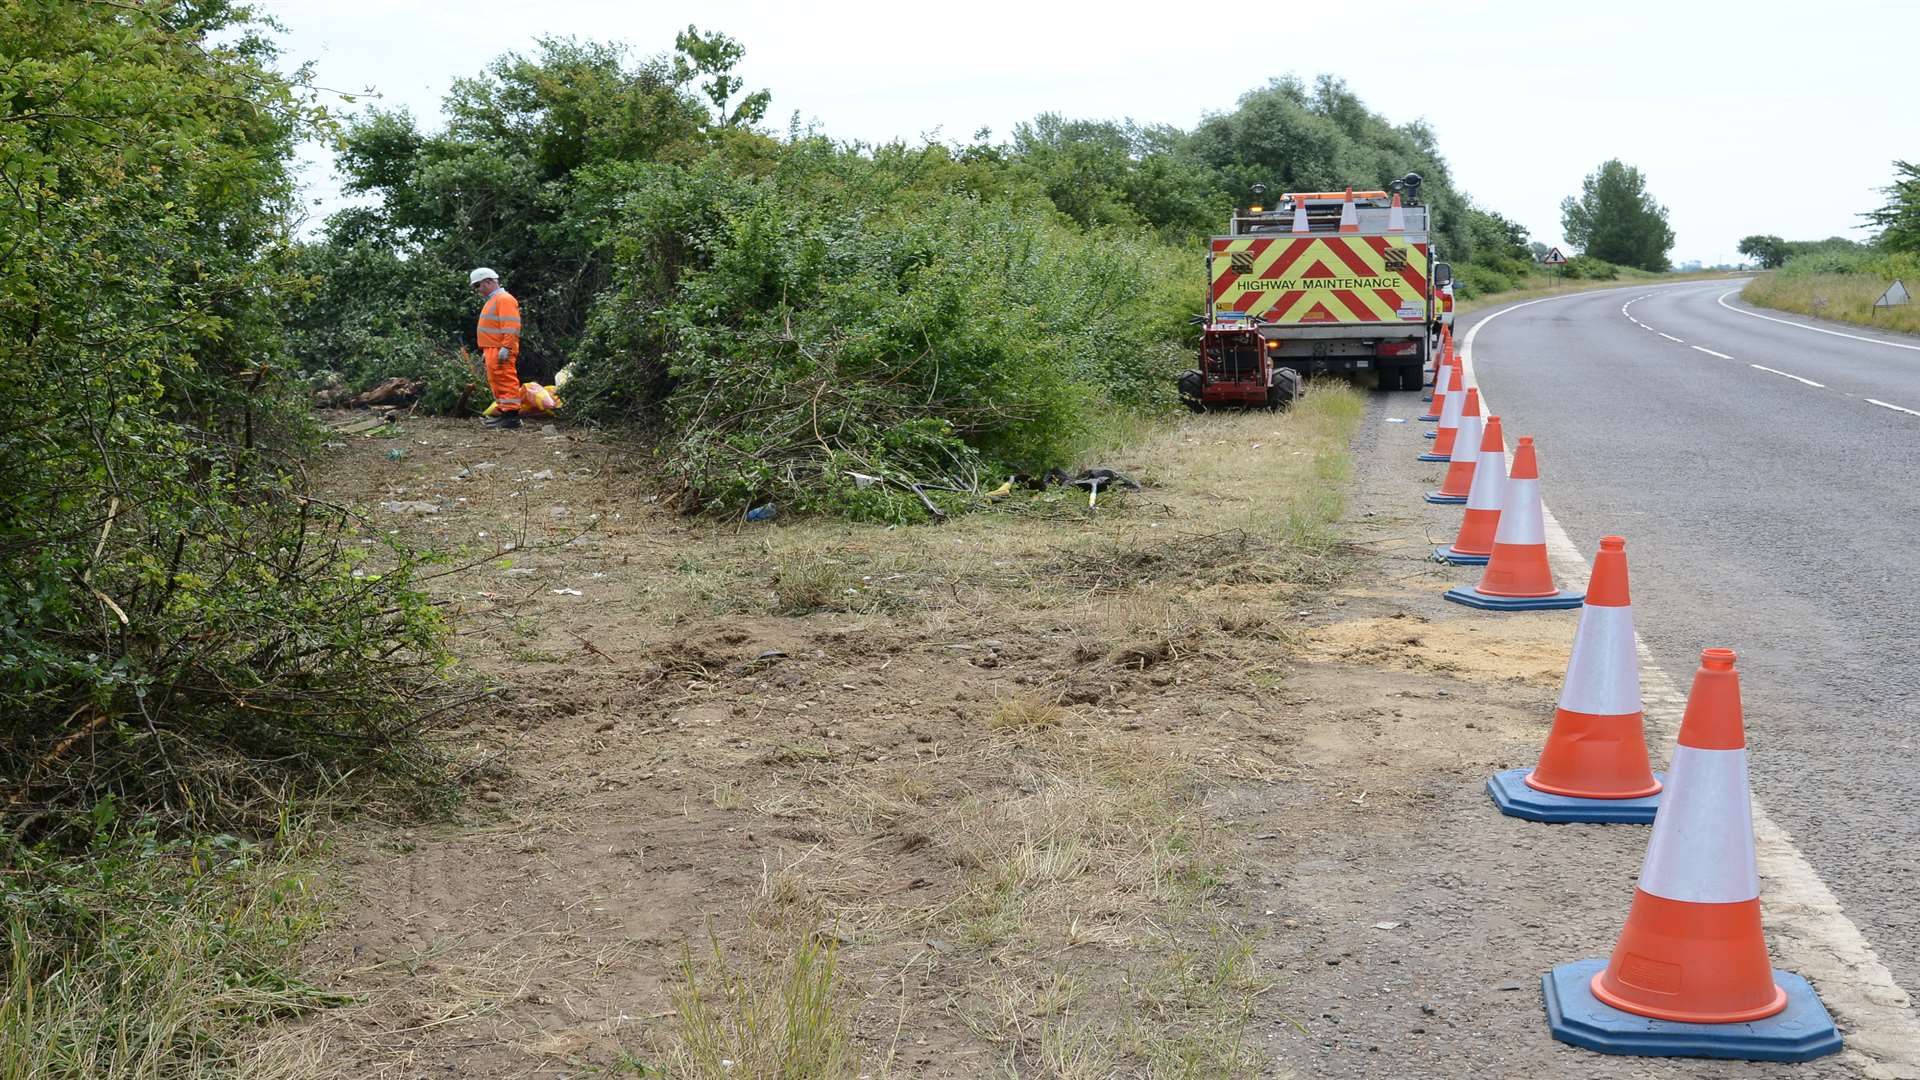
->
<box><xmin>1465</xmin><ymin>450</ymin><xmax>1504</xmax><ymax>509</ymax></box>
<box><xmin>1492</xmin><ymin>478</ymin><xmax>1543</xmax><ymax>544</ymax></box>
<box><xmin>1449</xmin><ymin>416</ymin><xmax>1482</xmax><ymax>463</ymax></box>
<box><xmin>1556</xmin><ymin>605</ymin><xmax>1643</xmax><ymax>715</ymax></box>
<box><xmin>1639</xmin><ymin>745</ymin><xmax>1760</xmax><ymax>904</ymax></box>
<box><xmin>1438</xmin><ymin>386</ymin><xmax>1464</xmax><ymax>426</ymax></box>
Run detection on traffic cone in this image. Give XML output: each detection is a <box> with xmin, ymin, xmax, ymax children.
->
<box><xmin>1542</xmin><ymin>649</ymin><xmax>1842</xmax><ymax>1061</ymax></box>
<box><xmin>1425</xmin><ymin>388</ymin><xmax>1482</xmax><ymax>503</ymax></box>
<box><xmin>1418</xmin><ymin>363</ymin><xmax>1463</xmax><ymax>462</ymax></box>
<box><xmin>1444</xmin><ymin>437</ymin><xmax>1584</xmax><ymax>610</ymax></box>
<box><xmin>1434</xmin><ymin>414</ymin><xmax>1505</xmax><ymax>565</ymax></box>
<box><xmin>1291</xmin><ymin>197</ymin><xmax>1310</xmax><ymax>234</ymax></box>
<box><xmin>1338</xmin><ymin>187</ymin><xmax>1359</xmax><ymax>233</ymax></box>
<box><xmin>1386</xmin><ymin>192</ymin><xmax>1406</xmax><ymax>233</ymax></box>
<box><xmin>1419</xmin><ymin>353</ymin><xmax>1447</xmax><ymax>420</ymax></box>
<box><xmin>1487</xmin><ymin>536</ymin><xmax>1664</xmax><ymax>822</ymax></box>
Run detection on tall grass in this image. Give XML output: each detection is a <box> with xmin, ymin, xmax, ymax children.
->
<box><xmin>0</xmin><ymin>823</ymin><xmax>330</xmax><ymax>1080</ymax></box>
<box><xmin>666</xmin><ymin>930</ymin><xmax>858</xmax><ymax>1080</ymax></box>
<box><xmin>1743</xmin><ymin>250</ymin><xmax>1920</xmax><ymax>334</ymax></box>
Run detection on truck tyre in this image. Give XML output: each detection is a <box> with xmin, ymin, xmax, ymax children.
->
<box><xmin>1398</xmin><ymin>361</ymin><xmax>1424</xmax><ymax>392</ymax></box>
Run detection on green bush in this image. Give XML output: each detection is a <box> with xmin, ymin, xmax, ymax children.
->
<box><xmin>571</xmin><ymin>160</ymin><xmax>1193</xmax><ymax>519</ymax></box>
<box><xmin>3</xmin><ymin>7</ymin><xmax>453</xmax><ymax>1071</ymax></box>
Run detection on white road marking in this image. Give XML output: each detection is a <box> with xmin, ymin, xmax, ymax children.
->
<box><xmin>1867</xmin><ymin>398</ymin><xmax>1920</xmax><ymax>418</ymax></box>
<box><xmin>1717</xmin><ymin>288</ymin><xmax>1920</xmax><ymax>352</ymax></box>
<box><xmin>1751</xmin><ymin>364</ymin><xmax>1826</xmax><ymax>388</ymax></box>
<box><xmin>1692</xmin><ymin>346</ymin><xmax>1734</xmax><ymax>359</ymax></box>
<box><xmin>1462</xmin><ymin>287</ymin><xmax>1920</xmax><ymax>1079</ymax></box>
<box><xmin>1658</xmin><ymin>332</ymin><xmax>1684</xmax><ymax>343</ymax></box>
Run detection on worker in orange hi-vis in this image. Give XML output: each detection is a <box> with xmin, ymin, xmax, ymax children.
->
<box><xmin>469</xmin><ymin>267</ymin><xmax>523</xmax><ymax>429</ymax></box>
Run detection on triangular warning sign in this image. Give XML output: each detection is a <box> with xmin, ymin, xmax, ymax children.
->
<box><xmin>1875</xmin><ymin>279</ymin><xmax>1910</xmax><ymax>308</ymax></box>
<box><xmin>1299</xmin><ymin>302</ymin><xmax>1339</xmax><ymax>323</ymax></box>
<box><xmin>1542</xmin><ymin>247</ymin><xmax>1567</xmax><ymax>266</ymax></box>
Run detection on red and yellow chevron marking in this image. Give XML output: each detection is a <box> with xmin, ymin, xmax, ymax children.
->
<box><xmin>1210</xmin><ymin>237</ymin><xmax>1430</xmax><ymax>324</ymax></box>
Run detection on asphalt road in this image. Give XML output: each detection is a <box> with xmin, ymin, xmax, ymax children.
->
<box><xmin>1464</xmin><ymin>280</ymin><xmax>1920</xmax><ymax>1001</ymax></box>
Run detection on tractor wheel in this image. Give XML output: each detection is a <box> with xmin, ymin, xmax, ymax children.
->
<box><xmin>1267</xmin><ymin>367</ymin><xmax>1304</xmax><ymax>409</ymax></box>
<box><xmin>1177</xmin><ymin>369</ymin><xmax>1206</xmax><ymax>411</ymax></box>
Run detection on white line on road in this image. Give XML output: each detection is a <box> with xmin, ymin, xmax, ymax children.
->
<box><xmin>1691</xmin><ymin>345</ymin><xmax>1734</xmax><ymax>359</ymax></box>
<box><xmin>1658</xmin><ymin>332</ymin><xmax>1684</xmax><ymax>343</ymax></box>
<box><xmin>1717</xmin><ymin>288</ymin><xmax>1920</xmax><ymax>352</ymax></box>
<box><xmin>1867</xmin><ymin>398</ymin><xmax>1920</xmax><ymax>418</ymax></box>
<box><xmin>1462</xmin><ymin>288</ymin><xmax>1920</xmax><ymax>1078</ymax></box>
<box><xmin>1751</xmin><ymin>364</ymin><xmax>1826</xmax><ymax>388</ymax></box>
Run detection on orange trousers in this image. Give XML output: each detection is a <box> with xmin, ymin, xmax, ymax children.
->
<box><xmin>486</xmin><ymin>347</ymin><xmax>522</xmax><ymax>413</ymax></box>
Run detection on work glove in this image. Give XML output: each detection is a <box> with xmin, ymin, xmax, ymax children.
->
<box><xmin>496</xmin><ymin>346</ymin><xmax>510</xmax><ymax>365</ymax></box>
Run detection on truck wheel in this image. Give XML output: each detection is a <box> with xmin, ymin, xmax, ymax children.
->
<box><xmin>1399</xmin><ymin>362</ymin><xmax>1424</xmax><ymax>392</ymax></box>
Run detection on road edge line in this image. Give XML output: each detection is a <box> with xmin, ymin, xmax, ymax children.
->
<box><xmin>1716</xmin><ymin>288</ymin><xmax>1920</xmax><ymax>352</ymax></box>
<box><xmin>1460</xmin><ymin>287</ymin><xmax>1920</xmax><ymax>1079</ymax></box>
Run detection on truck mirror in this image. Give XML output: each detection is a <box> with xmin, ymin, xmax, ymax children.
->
<box><xmin>1433</xmin><ymin>262</ymin><xmax>1454</xmax><ymax>288</ymax></box>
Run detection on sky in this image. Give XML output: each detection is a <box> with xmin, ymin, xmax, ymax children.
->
<box><xmin>257</xmin><ymin>0</ymin><xmax>1918</xmax><ymax>267</ymax></box>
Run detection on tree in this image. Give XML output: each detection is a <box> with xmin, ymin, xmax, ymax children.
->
<box><xmin>1560</xmin><ymin>160</ymin><xmax>1675</xmax><ymax>271</ymax></box>
<box><xmin>1738</xmin><ymin>234</ymin><xmax>1790</xmax><ymax>268</ymax></box>
<box><xmin>1863</xmin><ymin>160</ymin><xmax>1920</xmax><ymax>254</ymax></box>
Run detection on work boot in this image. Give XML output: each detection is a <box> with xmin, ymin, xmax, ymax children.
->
<box><xmin>483</xmin><ymin>412</ymin><xmax>521</xmax><ymax>430</ymax></box>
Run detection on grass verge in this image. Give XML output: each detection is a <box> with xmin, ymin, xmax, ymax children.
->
<box><xmin>0</xmin><ymin>820</ymin><xmax>333</xmax><ymax>1080</ymax></box>
<box><xmin>636</xmin><ymin>389</ymin><xmax>1365</xmax><ymax>1075</ymax></box>
<box><xmin>1742</xmin><ymin>271</ymin><xmax>1920</xmax><ymax>335</ymax></box>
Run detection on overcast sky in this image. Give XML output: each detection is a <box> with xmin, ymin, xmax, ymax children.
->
<box><xmin>259</xmin><ymin>0</ymin><xmax>1916</xmax><ymax>266</ymax></box>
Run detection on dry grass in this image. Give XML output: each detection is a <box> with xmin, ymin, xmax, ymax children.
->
<box><xmin>1743</xmin><ymin>272</ymin><xmax>1920</xmax><ymax>334</ymax></box>
<box><xmin>666</xmin><ymin>928</ymin><xmax>858</xmax><ymax>1080</ymax></box>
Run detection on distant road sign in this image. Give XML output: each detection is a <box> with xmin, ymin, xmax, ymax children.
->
<box><xmin>1542</xmin><ymin>247</ymin><xmax>1568</xmax><ymax>266</ymax></box>
<box><xmin>1874</xmin><ymin>279</ymin><xmax>1910</xmax><ymax>309</ymax></box>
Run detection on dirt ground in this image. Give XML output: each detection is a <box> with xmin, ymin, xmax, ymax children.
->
<box><xmin>270</xmin><ymin>397</ymin><xmax>1873</xmax><ymax>1079</ymax></box>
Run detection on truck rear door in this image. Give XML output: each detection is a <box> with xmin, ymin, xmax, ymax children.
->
<box><xmin>1209</xmin><ymin>235</ymin><xmax>1431</xmax><ymax>327</ymax></box>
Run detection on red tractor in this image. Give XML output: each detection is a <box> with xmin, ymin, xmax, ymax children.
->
<box><xmin>1177</xmin><ymin>321</ymin><xmax>1303</xmax><ymax>411</ymax></box>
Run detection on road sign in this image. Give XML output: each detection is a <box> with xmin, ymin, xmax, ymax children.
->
<box><xmin>1874</xmin><ymin>279</ymin><xmax>1910</xmax><ymax>309</ymax></box>
<box><xmin>1542</xmin><ymin>247</ymin><xmax>1568</xmax><ymax>266</ymax></box>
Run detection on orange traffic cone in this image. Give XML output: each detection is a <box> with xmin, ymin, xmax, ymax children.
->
<box><xmin>1543</xmin><ymin>649</ymin><xmax>1842</xmax><ymax>1061</ymax></box>
<box><xmin>1434</xmin><ymin>414</ymin><xmax>1505</xmax><ymax>565</ymax></box>
<box><xmin>1444</xmin><ymin>437</ymin><xmax>1583</xmax><ymax>609</ymax></box>
<box><xmin>1419</xmin><ymin>363</ymin><xmax>1463</xmax><ymax>461</ymax></box>
<box><xmin>1487</xmin><ymin>536</ymin><xmax>1663</xmax><ymax>822</ymax></box>
<box><xmin>1290</xmin><ymin>197</ymin><xmax>1310</xmax><ymax>234</ymax></box>
<box><xmin>1386</xmin><ymin>192</ymin><xmax>1406</xmax><ymax>233</ymax></box>
<box><xmin>1426</xmin><ymin>388</ymin><xmax>1482</xmax><ymax>503</ymax></box>
<box><xmin>1338</xmin><ymin>187</ymin><xmax>1359</xmax><ymax>233</ymax></box>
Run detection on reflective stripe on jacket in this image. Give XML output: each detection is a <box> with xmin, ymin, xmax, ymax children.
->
<box><xmin>477</xmin><ymin>287</ymin><xmax>522</xmax><ymax>362</ymax></box>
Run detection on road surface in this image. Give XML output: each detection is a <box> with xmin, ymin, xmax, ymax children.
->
<box><xmin>1465</xmin><ymin>280</ymin><xmax>1920</xmax><ymax>1007</ymax></box>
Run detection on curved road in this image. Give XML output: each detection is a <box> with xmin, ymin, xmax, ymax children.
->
<box><xmin>1464</xmin><ymin>281</ymin><xmax>1920</xmax><ymax>1003</ymax></box>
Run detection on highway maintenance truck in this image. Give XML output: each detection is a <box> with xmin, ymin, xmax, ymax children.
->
<box><xmin>1179</xmin><ymin>174</ymin><xmax>1453</xmax><ymax>408</ymax></box>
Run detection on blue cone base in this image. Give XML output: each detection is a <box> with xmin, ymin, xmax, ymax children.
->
<box><xmin>1424</xmin><ymin>490</ymin><xmax>1468</xmax><ymax>504</ymax></box>
<box><xmin>1444</xmin><ymin>585</ymin><xmax>1585</xmax><ymax>610</ymax></box>
<box><xmin>1419</xmin><ymin>409</ymin><xmax>1438</xmax><ymax>418</ymax></box>
<box><xmin>1423</xmin><ymin>430</ymin><xmax>1438</xmax><ymax>438</ymax></box>
<box><xmin>1487</xmin><ymin>768</ymin><xmax>1664</xmax><ymax>823</ymax></box>
<box><xmin>1433</xmin><ymin>545</ymin><xmax>1490</xmax><ymax>565</ymax></box>
<box><xmin>1417</xmin><ymin>452</ymin><xmax>1451</xmax><ymax>462</ymax></box>
<box><xmin>1544</xmin><ymin>959</ymin><xmax>1842</xmax><ymax>1062</ymax></box>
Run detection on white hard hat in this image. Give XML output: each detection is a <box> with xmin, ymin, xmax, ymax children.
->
<box><xmin>468</xmin><ymin>267</ymin><xmax>498</xmax><ymax>285</ymax></box>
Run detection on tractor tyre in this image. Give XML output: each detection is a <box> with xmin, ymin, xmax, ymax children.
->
<box><xmin>1177</xmin><ymin>369</ymin><xmax>1206</xmax><ymax>412</ymax></box>
<box><xmin>1267</xmin><ymin>367</ymin><xmax>1304</xmax><ymax>410</ymax></box>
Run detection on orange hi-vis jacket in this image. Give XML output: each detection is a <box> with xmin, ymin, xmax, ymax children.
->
<box><xmin>476</xmin><ymin>285</ymin><xmax>523</xmax><ymax>410</ymax></box>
